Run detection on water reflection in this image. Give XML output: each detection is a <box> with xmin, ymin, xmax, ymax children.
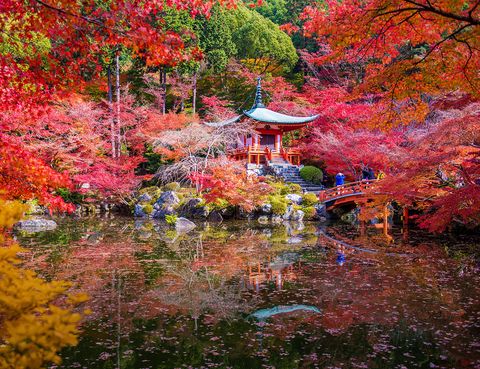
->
<box><xmin>16</xmin><ymin>217</ymin><xmax>480</xmax><ymax>369</ymax></box>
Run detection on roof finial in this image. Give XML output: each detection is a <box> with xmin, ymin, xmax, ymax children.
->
<box><xmin>253</xmin><ymin>76</ymin><xmax>265</xmax><ymax>109</ymax></box>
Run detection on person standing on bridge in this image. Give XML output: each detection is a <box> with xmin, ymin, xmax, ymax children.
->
<box><xmin>335</xmin><ymin>172</ymin><xmax>345</xmax><ymax>186</ymax></box>
<box><xmin>368</xmin><ymin>167</ymin><xmax>375</xmax><ymax>180</ymax></box>
<box><xmin>377</xmin><ymin>170</ymin><xmax>385</xmax><ymax>180</ymax></box>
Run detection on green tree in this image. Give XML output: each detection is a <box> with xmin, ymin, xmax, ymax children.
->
<box><xmin>226</xmin><ymin>5</ymin><xmax>298</xmax><ymax>73</ymax></box>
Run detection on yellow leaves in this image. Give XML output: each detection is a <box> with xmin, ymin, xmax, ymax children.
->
<box><xmin>0</xmin><ymin>201</ymin><xmax>88</xmax><ymax>368</ymax></box>
<box><xmin>0</xmin><ymin>200</ymin><xmax>27</xmax><ymax>229</ymax></box>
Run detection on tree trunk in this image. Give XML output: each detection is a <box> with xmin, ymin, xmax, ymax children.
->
<box><xmin>116</xmin><ymin>52</ymin><xmax>121</xmax><ymax>157</ymax></box>
<box><xmin>107</xmin><ymin>64</ymin><xmax>116</xmax><ymax>158</ymax></box>
<box><xmin>160</xmin><ymin>68</ymin><xmax>167</xmax><ymax>115</ymax></box>
<box><xmin>192</xmin><ymin>72</ymin><xmax>197</xmax><ymax>115</ymax></box>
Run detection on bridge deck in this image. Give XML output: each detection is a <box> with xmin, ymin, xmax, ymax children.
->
<box><xmin>318</xmin><ymin>180</ymin><xmax>377</xmax><ymax>206</ymax></box>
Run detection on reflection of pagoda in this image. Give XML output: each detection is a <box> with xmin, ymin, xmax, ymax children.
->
<box><xmin>209</xmin><ymin>77</ymin><xmax>319</xmax><ymax>167</ymax></box>
<box><xmin>244</xmin><ymin>254</ymin><xmax>299</xmax><ymax>292</ymax></box>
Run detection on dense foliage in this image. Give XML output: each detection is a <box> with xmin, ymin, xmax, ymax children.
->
<box><xmin>0</xmin><ymin>1</ymin><xmax>478</xmax><ymax>225</ymax></box>
<box><xmin>1</xmin><ymin>0</ymin><xmax>480</xmax><ymax>366</ymax></box>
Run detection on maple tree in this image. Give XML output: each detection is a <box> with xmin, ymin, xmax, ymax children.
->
<box><xmin>375</xmin><ymin>97</ymin><xmax>480</xmax><ymax>232</ymax></box>
<box><xmin>0</xmin><ymin>0</ymin><xmax>236</xmax><ymax>111</ymax></box>
<box><xmin>190</xmin><ymin>160</ymin><xmax>272</xmax><ymax>211</ymax></box>
<box><xmin>302</xmin><ymin>0</ymin><xmax>479</xmax><ymax>109</ymax></box>
<box><xmin>289</xmin><ymin>0</ymin><xmax>480</xmax><ymax>232</ymax></box>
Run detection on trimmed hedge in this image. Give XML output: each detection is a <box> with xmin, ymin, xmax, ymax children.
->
<box><xmin>300</xmin><ymin>166</ymin><xmax>323</xmax><ymax>185</ymax></box>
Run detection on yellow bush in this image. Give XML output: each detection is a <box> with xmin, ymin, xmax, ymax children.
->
<box><xmin>302</xmin><ymin>206</ymin><xmax>317</xmax><ymax>220</ymax></box>
<box><xmin>0</xmin><ymin>200</ymin><xmax>87</xmax><ymax>369</ymax></box>
<box><xmin>302</xmin><ymin>193</ymin><xmax>319</xmax><ymax>206</ymax></box>
<box><xmin>269</xmin><ymin>195</ymin><xmax>288</xmax><ymax>215</ymax></box>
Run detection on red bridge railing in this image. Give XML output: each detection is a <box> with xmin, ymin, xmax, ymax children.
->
<box><xmin>318</xmin><ymin>180</ymin><xmax>378</xmax><ymax>203</ymax></box>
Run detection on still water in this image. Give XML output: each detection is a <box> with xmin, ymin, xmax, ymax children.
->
<box><xmin>16</xmin><ymin>217</ymin><xmax>480</xmax><ymax>369</ymax></box>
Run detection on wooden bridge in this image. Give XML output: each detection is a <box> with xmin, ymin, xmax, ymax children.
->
<box><xmin>318</xmin><ymin>180</ymin><xmax>378</xmax><ymax>210</ymax></box>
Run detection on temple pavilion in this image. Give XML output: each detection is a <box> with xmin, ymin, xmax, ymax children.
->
<box><xmin>208</xmin><ymin>78</ymin><xmax>319</xmax><ymax>167</ymax></box>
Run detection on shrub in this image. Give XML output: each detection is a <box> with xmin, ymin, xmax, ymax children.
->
<box><xmin>207</xmin><ymin>198</ymin><xmax>229</xmax><ymax>211</ymax></box>
<box><xmin>287</xmin><ymin>183</ymin><xmax>302</xmax><ymax>194</ymax></box>
<box><xmin>143</xmin><ymin>204</ymin><xmax>153</xmax><ymax>215</ymax></box>
<box><xmin>163</xmin><ymin>182</ymin><xmax>181</xmax><ymax>191</ymax></box>
<box><xmin>300</xmin><ymin>166</ymin><xmax>323</xmax><ymax>184</ymax></box>
<box><xmin>56</xmin><ymin>188</ymin><xmax>84</xmax><ymax>204</ymax></box>
<box><xmin>269</xmin><ymin>195</ymin><xmax>288</xmax><ymax>215</ymax></box>
<box><xmin>302</xmin><ymin>192</ymin><xmax>319</xmax><ymax>206</ymax></box>
<box><xmin>139</xmin><ymin>186</ymin><xmax>162</xmax><ymax>200</ymax></box>
<box><xmin>165</xmin><ymin>214</ymin><xmax>178</xmax><ymax>225</ymax></box>
<box><xmin>302</xmin><ymin>206</ymin><xmax>317</xmax><ymax>220</ymax></box>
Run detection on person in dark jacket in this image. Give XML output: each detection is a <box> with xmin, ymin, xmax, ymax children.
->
<box><xmin>361</xmin><ymin>166</ymin><xmax>369</xmax><ymax>180</ymax></box>
<box><xmin>368</xmin><ymin>167</ymin><xmax>375</xmax><ymax>180</ymax></box>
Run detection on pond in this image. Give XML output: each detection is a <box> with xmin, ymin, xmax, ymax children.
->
<box><xmin>16</xmin><ymin>217</ymin><xmax>480</xmax><ymax>369</ymax></box>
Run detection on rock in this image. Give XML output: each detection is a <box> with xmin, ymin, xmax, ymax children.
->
<box><xmin>262</xmin><ymin>229</ymin><xmax>272</xmax><ymax>238</ymax></box>
<box><xmin>314</xmin><ymin>204</ymin><xmax>328</xmax><ymax>218</ymax></box>
<box><xmin>152</xmin><ymin>206</ymin><xmax>175</xmax><ymax>219</ymax></box>
<box><xmin>134</xmin><ymin>220</ymin><xmax>146</xmax><ymax>229</ymax></box>
<box><xmin>257</xmin><ymin>216</ymin><xmax>269</xmax><ymax>224</ymax></box>
<box><xmin>340</xmin><ymin>209</ymin><xmax>359</xmax><ymax>224</ymax></box>
<box><xmin>286</xmin><ymin>194</ymin><xmax>303</xmax><ymax>205</ymax></box>
<box><xmin>138</xmin><ymin>231</ymin><xmax>152</xmax><ymax>240</ymax></box>
<box><xmin>259</xmin><ymin>203</ymin><xmax>272</xmax><ymax>215</ymax></box>
<box><xmin>156</xmin><ymin>191</ymin><xmax>180</xmax><ymax>207</ymax></box>
<box><xmin>290</xmin><ymin>209</ymin><xmax>305</xmax><ymax>222</ymax></box>
<box><xmin>134</xmin><ymin>204</ymin><xmax>146</xmax><ymax>218</ymax></box>
<box><xmin>175</xmin><ymin>217</ymin><xmax>196</xmax><ymax>232</ymax></box>
<box><xmin>180</xmin><ymin>198</ymin><xmax>209</xmax><ymax>219</ymax></box>
<box><xmin>138</xmin><ymin>193</ymin><xmax>152</xmax><ymax>203</ymax></box>
<box><xmin>14</xmin><ymin>218</ymin><xmax>57</xmax><ymax>232</ymax></box>
<box><xmin>271</xmin><ymin>215</ymin><xmax>283</xmax><ymax>224</ymax></box>
<box><xmin>237</xmin><ymin>207</ymin><xmax>255</xmax><ymax>220</ymax></box>
<box><xmin>287</xmin><ymin>236</ymin><xmax>303</xmax><ymax>244</ymax></box>
<box><xmin>220</xmin><ymin>206</ymin><xmax>235</xmax><ymax>219</ymax></box>
<box><xmin>283</xmin><ymin>205</ymin><xmax>294</xmax><ymax>220</ymax></box>
<box><xmin>208</xmin><ymin>211</ymin><xmax>223</xmax><ymax>223</ymax></box>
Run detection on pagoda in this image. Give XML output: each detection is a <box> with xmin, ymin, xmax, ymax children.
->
<box><xmin>208</xmin><ymin>77</ymin><xmax>318</xmax><ymax>167</ymax></box>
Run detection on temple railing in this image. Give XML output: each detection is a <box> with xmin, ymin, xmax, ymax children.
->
<box><xmin>318</xmin><ymin>180</ymin><xmax>378</xmax><ymax>203</ymax></box>
<box><xmin>229</xmin><ymin>146</ymin><xmax>302</xmax><ymax>166</ymax></box>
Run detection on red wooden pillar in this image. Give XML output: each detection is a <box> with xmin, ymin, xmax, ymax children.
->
<box><xmin>403</xmin><ymin>207</ymin><xmax>409</xmax><ymax>228</ymax></box>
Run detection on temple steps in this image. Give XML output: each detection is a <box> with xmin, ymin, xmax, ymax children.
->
<box><xmin>269</xmin><ymin>163</ymin><xmax>324</xmax><ymax>194</ymax></box>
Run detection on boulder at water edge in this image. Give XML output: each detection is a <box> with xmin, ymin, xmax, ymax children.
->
<box><xmin>156</xmin><ymin>191</ymin><xmax>180</xmax><ymax>207</ymax></box>
<box><xmin>180</xmin><ymin>198</ymin><xmax>209</xmax><ymax>219</ymax></box>
<box><xmin>285</xmin><ymin>194</ymin><xmax>303</xmax><ymax>205</ymax></box>
<box><xmin>134</xmin><ymin>204</ymin><xmax>146</xmax><ymax>218</ymax></box>
<box><xmin>14</xmin><ymin>218</ymin><xmax>57</xmax><ymax>232</ymax></box>
<box><xmin>290</xmin><ymin>209</ymin><xmax>305</xmax><ymax>222</ymax></box>
<box><xmin>259</xmin><ymin>203</ymin><xmax>272</xmax><ymax>215</ymax></box>
<box><xmin>175</xmin><ymin>217</ymin><xmax>196</xmax><ymax>232</ymax></box>
<box><xmin>207</xmin><ymin>211</ymin><xmax>223</xmax><ymax>223</ymax></box>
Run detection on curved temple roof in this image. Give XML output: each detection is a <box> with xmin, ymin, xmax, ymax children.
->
<box><xmin>244</xmin><ymin>106</ymin><xmax>319</xmax><ymax>125</ymax></box>
<box><xmin>204</xmin><ymin>77</ymin><xmax>319</xmax><ymax>127</ymax></box>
